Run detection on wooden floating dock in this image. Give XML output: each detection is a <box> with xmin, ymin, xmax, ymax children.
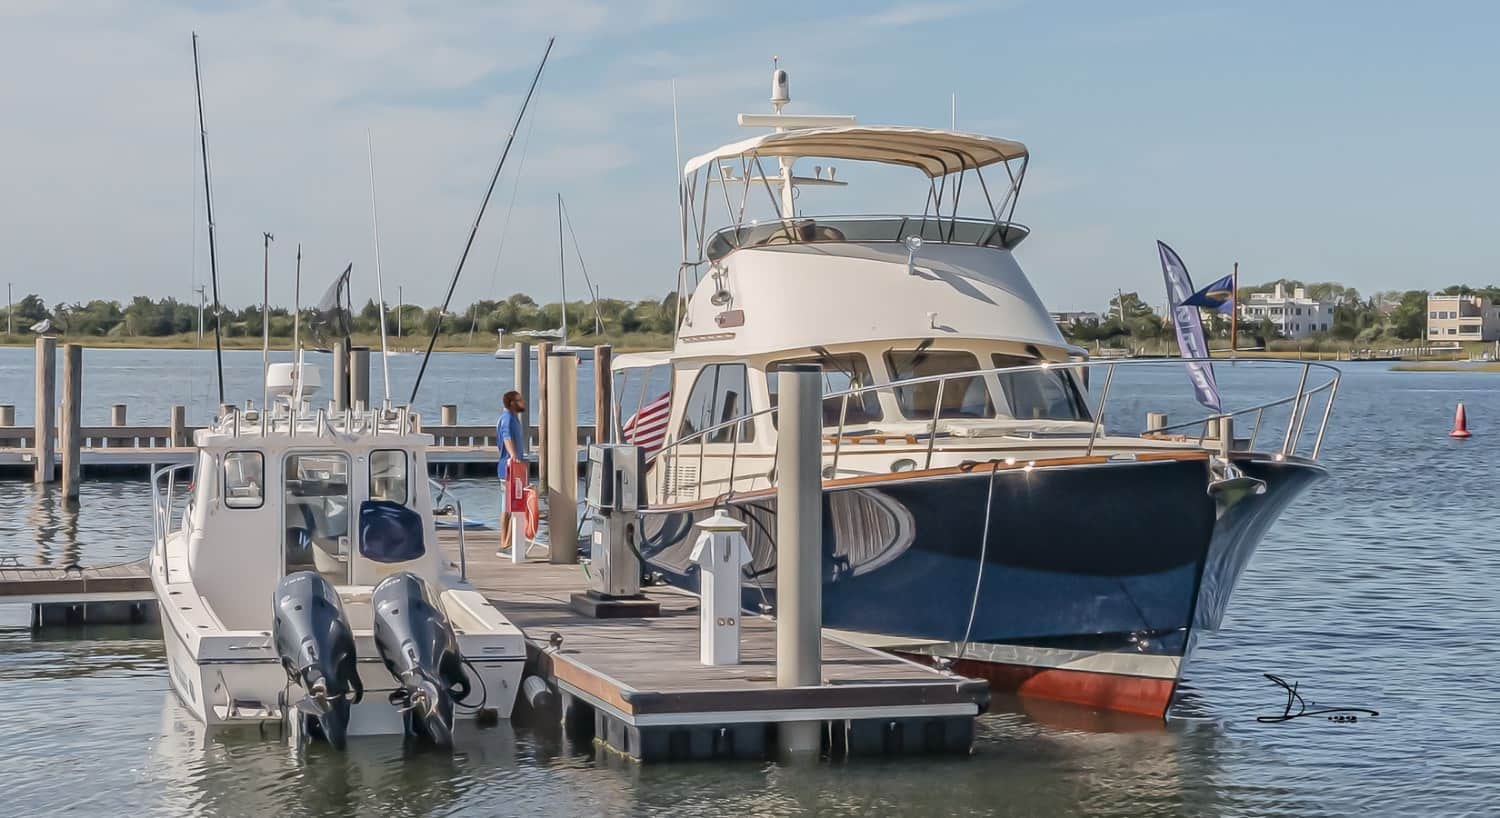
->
<box><xmin>0</xmin><ymin>525</ymin><xmax>988</xmax><ymax>762</ymax></box>
<box><xmin>0</xmin><ymin>558</ymin><xmax>156</xmax><ymax>628</ymax></box>
<box><xmin>0</xmin><ymin>423</ymin><xmax>588</xmax><ymax>477</ymax></box>
<box><xmin>436</xmin><ymin>529</ymin><xmax>990</xmax><ymax>762</ymax></box>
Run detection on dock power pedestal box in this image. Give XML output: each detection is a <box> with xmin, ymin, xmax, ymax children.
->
<box><xmin>570</xmin><ymin>444</ymin><xmax>660</xmax><ymax>618</ymax></box>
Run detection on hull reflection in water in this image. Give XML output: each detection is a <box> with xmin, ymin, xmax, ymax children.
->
<box><xmin>640</xmin><ymin>454</ymin><xmax>1324</xmax><ymax>718</ymax></box>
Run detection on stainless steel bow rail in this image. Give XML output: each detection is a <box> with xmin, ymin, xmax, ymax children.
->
<box><xmin>652</xmin><ymin>357</ymin><xmax>1340</xmax><ymax>504</ymax></box>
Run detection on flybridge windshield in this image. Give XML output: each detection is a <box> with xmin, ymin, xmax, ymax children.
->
<box><xmin>704</xmin><ymin>216</ymin><xmax>1030</xmax><ymax>262</ymax></box>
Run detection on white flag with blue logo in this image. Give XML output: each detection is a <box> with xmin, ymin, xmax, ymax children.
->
<box><xmin>1157</xmin><ymin>241</ymin><xmax>1222</xmax><ymax>412</ymax></box>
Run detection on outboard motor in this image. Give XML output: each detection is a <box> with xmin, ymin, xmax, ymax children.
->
<box><xmin>371</xmin><ymin>572</ymin><xmax>470</xmax><ymax>747</ymax></box>
<box><xmin>272</xmin><ymin>572</ymin><xmax>363</xmax><ymax>749</ymax></box>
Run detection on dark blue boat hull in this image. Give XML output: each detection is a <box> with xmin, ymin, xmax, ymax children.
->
<box><xmin>639</xmin><ymin>454</ymin><xmax>1322</xmax><ymax>717</ymax></box>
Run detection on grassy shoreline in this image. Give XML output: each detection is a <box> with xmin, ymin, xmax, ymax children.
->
<box><xmin>0</xmin><ymin>331</ymin><xmax>674</xmax><ymax>354</ymax></box>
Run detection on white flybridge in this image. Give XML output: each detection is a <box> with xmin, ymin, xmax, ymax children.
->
<box><xmin>150</xmin><ymin>364</ymin><xmax>524</xmax><ymax>747</ymax></box>
<box><xmin>618</xmin><ymin>64</ymin><xmax>1340</xmax><ymax>720</ymax></box>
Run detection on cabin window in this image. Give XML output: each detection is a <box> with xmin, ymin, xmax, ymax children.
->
<box><xmin>885</xmin><ymin>349</ymin><xmax>994</xmax><ymax>420</ymax></box>
<box><xmin>992</xmin><ymin>355</ymin><xmax>1091</xmax><ymax>421</ymax></box>
<box><xmin>222</xmin><ymin>451</ymin><xmax>264</xmax><ymax>509</ymax></box>
<box><xmin>284</xmin><ymin>453</ymin><xmax>352</xmax><ymax>583</ymax></box>
<box><xmin>767</xmin><ymin>353</ymin><xmax>883</xmax><ymax>427</ymax></box>
<box><xmin>370</xmin><ymin>449</ymin><xmax>408</xmax><ymax>505</ymax></box>
<box><xmin>678</xmin><ymin>364</ymin><xmax>755</xmax><ymax>444</ymax></box>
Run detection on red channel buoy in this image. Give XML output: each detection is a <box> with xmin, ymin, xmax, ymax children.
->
<box><xmin>1451</xmin><ymin>403</ymin><xmax>1472</xmax><ymax>439</ymax></box>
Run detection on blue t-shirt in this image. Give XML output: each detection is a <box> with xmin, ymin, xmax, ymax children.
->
<box><xmin>496</xmin><ymin>410</ymin><xmax>526</xmax><ymax>475</ymax></box>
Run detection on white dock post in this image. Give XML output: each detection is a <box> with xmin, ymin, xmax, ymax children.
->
<box><xmin>545</xmin><ymin>350</ymin><xmax>578</xmax><ymax>564</ymax></box>
<box><xmin>110</xmin><ymin>404</ymin><xmax>127</xmax><ymax>427</ymax></box>
<box><xmin>34</xmin><ymin>336</ymin><xmax>56</xmax><ymax>484</ymax></box>
<box><xmin>775</xmin><ymin>363</ymin><xmax>823</xmax><ymax>757</ymax></box>
<box><xmin>509</xmin><ymin>513</ymin><xmax>528</xmax><ymax>564</ymax></box>
<box><xmin>1146</xmin><ymin>411</ymin><xmax>1168</xmax><ymax>433</ymax></box>
<box><xmin>441</xmin><ymin>404</ymin><xmax>458</xmax><ymax>426</ymax></box>
<box><xmin>60</xmin><ymin>344</ymin><xmax>82</xmax><ymax>500</ymax></box>
<box><xmin>689</xmin><ymin>511</ymin><xmax>752</xmax><ymax>666</ymax></box>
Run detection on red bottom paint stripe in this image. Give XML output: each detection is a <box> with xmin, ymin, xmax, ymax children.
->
<box><xmin>898</xmin><ymin>652</ymin><xmax>1175</xmax><ymax>720</ymax></box>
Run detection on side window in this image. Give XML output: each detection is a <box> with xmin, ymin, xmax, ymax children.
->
<box><xmin>676</xmin><ymin>364</ymin><xmax>755</xmax><ymax>443</ymax></box>
<box><xmin>678</xmin><ymin>366</ymin><xmax>720</xmax><ymax>439</ymax></box>
<box><xmin>370</xmin><ymin>450</ymin><xmax>408</xmax><ymax>504</ymax></box>
<box><xmin>707</xmin><ymin>364</ymin><xmax>753</xmax><ymax>443</ymax></box>
<box><xmin>223</xmin><ymin>451</ymin><xmax>264</xmax><ymax>509</ymax></box>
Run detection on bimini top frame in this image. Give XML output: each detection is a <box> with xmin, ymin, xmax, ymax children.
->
<box><xmin>676</xmin><ymin>124</ymin><xmax>1032</xmax><ymax>301</ymax></box>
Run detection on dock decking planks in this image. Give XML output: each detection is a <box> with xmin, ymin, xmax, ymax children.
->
<box><xmin>436</xmin><ymin>528</ymin><xmax>988</xmax><ymax>760</ymax></box>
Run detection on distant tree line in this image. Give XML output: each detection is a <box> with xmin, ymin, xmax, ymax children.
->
<box><xmin>0</xmin><ymin>292</ymin><xmax>679</xmax><ymax>340</ymax></box>
<box><xmin>1059</xmin><ymin>280</ymin><xmax>1491</xmax><ymax>348</ymax></box>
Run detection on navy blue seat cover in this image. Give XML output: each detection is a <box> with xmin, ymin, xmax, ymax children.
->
<box><xmin>358</xmin><ymin>500</ymin><xmax>425</xmax><ymax>563</ymax></box>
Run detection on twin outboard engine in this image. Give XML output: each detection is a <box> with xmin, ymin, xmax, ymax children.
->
<box><xmin>272</xmin><ymin>572</ymin><xmax>363</xmax><ymax>750</ymax></box>
<box><xmin>371</xmin><ymin>571</ymin><xmax>471</xmax><ymax>747</ymax></box>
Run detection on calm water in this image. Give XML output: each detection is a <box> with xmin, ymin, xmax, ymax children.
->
<box><xmin>2</xmin><ymin>354</ymin><xmax>1497</xmax><ymax>816</ymax></box>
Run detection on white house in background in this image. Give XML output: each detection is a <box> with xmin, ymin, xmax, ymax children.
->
<box><xmin>1239</xmin><ymin>283</ymin><xmax>1336</xmax><ymax>339</ymax></box>
<box><xmin>1050</xmin><ymin>310</ymin><xmax>1100</xmax><ymax>327</ymax></box>
<box><xmin>1425</xmin><ymin>294</ymin><xmax>1500</xmax><ymax>342</ymax></box>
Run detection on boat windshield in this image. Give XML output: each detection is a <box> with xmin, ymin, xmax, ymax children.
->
<box><xmin>992</xmin><ymin>354</ymin><xmax>1092</xmax><ymax>421</ymax></box>
<box><xmin>705</xmin><ymin>216</ymin><xmax>1028</xmax><ymax>262</ymax></box>
<box><xmin>885</xmin><ymin>349</ymin><xmax>994</xmax><ymax>420</ymax></box>
<box><xmin>767</xmin><ymin>352</ymin><xmax>883</xmax><ymax>427</ymax></box>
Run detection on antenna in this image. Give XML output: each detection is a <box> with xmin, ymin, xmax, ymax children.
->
<box><xmin>261</xmin><ymin>232</ymin><xmax>273</xmax><ymax>415</ymax></box>
<box><xmin>951</xmin><ymin>92</ymin><xmax>956</xmax><ymax>129</ymax></box>
<box><xmin>672</xmin><ymin>78</ymin><xmax>686</xmax><ymax>331</ymax></box>
<box><xmin>557</xmin><ymin>192</ymin><xmax>567</xmax><ymax>345</ymax></box>
<box><xmin>410</xmin><ymin>36</ymin><xmax>554</xmax><ymax>403</ymax></box>
<box><xmin>292</xmin><ymin>244</ymin><xmax>305</xmax><ymax>409</ymax></box>
<box><xmin>191</xmin><ymin>32</ymin><xmax>226</xmax><ymax>404</ymax></box>
<box><xmin>771</xmin><ymin>55</ymin><xmax>789</xmax><ymax>113</ymax></box>
<box><xmin>365</xmin><ymin>129</ymin><xmax>392</xmax><ymax>406</ymax></box>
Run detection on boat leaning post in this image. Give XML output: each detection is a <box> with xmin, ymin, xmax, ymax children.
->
<box><xmin>689</xmin><ymin>511</ymin><xmax>752</xmax><ymax>666</ymax></box>
<box><xmin>775</xmin><ymin>363</ymin><xmax>823</xmax><ymax>758</ymax></box>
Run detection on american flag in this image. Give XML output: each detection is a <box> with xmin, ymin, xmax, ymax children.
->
<box><xmin>621</xmin><ymin>392</ymin><xmax>671</xmax><ymax>457</ymax></box>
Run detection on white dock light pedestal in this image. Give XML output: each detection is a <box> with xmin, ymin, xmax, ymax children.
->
<box><xmin>775</xmin><ymin>362</ymin><xmax>824</xmax><ymax>758</ymax></box>
<box><xmin>689</xmin><ymin>511</ymin><xmax>752</xmax><ymax>666</ymax></box>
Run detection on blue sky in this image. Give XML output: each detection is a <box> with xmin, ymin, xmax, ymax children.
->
<box><xmin>1</xmin><ymin>0</ymin><xmax>1495</xmax><ymax>314</ymax></box>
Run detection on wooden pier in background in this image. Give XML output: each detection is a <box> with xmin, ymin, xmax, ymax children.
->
<box><xmin>435</xmin><ymin>529</ymin><xmax>989</xmax><ymax>762</ymax></box>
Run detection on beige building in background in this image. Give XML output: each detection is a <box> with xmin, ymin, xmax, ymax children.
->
<box><xmin>1426</xmin><ymin>294</ymin><xmax>1500</xmax><ymax>342</ymax></box>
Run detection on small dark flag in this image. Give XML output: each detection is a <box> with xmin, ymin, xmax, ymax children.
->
<box><xmin>308</xmin><ymin>263</ymin><xmax>353</xmax><ymax>351</ymax></box>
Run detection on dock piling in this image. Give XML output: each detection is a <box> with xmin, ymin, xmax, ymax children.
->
<box><xmin>545</xmin><ymin>350</ymin><xmax>578</xmax><ymax>564</ymax></box>
<box><xmin>537</xmin><ymin>341</ymin><xmax>551</xmax><ymax>495</ymax></box>
<box><xmin>110</xmin><ymin>404</ymin><xmax>127</xmax><ymax>427</ymax></box>
<box><xmin>775</xmin><ymin>363</ymin><xmax>824</xmax><ymax>757</ymax></box>
<box><xmin>350</xmin><ymin>346</ymin><xmax>370</xmax><ymax>410</ymax></box>
<box><xmin>441</xmin><ymin>404</ymin><xmax>458</xmax><ymax>427</ymax></box>
<box><xmin>60</xmin><ymin>344</ymin><xmax>82</xmax><ymax>499</ymax></box>
<box><xmin>594</xmin><ymin>344</ymin><xmax>613</xmax><ymax>445</ymax></box>
<box><xmin>512</xmin><ymin>341</ymin><xmax>532</xmax><ymax>406</ymax></box>
<box><xmin>1146</xmin><ymin>411</ymin><xmax>1168</xmax><ymax>433</ymax></box>
<box><xmin>0</xmin><ymin>405</ymin><xmax>13</xmax><ymax>427</ymax></box>
<box><xmin>169</xmin><ymin>405</ymin><xmax>186</xmax><ymax>447</ymax></box>
<box><xmin>33</xmin><ymin>336</ymin><xmax>55</xmax><ymax>484</ymax></box>
<box><xmin>333</xmin><ymin>340</ymin><xmax>350</xmax><ymax>412</ymax></box>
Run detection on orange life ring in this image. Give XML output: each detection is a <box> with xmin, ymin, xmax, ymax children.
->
<box><xmin>523</xmin><ymin>487</ymin><xmax>541</xmax><ymax>540</ymax></box>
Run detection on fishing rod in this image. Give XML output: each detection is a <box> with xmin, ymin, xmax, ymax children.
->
<box><xmin>366</xmin><ymin>130</ymin><xmax>393</xmax><ymax>407</ymax></box>
<box><xmin>262</xmin><ymin>232</ymin><xmax>274</xmax><ymax>416</ymax></box>
<box><xmin>409</xmin><ymin>36</ymin><xmax>554</xmax><ymax>403</ymax></box>
<box><xmin>191</xmin><ymin>32</ymin><xmax>226</xmax><ymax>405</ymax></box>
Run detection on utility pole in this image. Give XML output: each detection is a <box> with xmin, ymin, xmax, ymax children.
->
<box><xmin>6</xmin><ymin>282</ymin><xmax>11</xmax><ymax>336</ymax></box>
<box><xmin>194</xmin><ymin>285</ymin><xmax>207</xmax><ymax>344</ymax></box>
<box><xmin>397</xmin><ymin>285</ymin><xmax>403</xmax><ymax>339</ymax></box>
<box><xmin>1230</xmin><ymin>262</ymin><xmax>1239</xmax><ymax>356</ymax></box>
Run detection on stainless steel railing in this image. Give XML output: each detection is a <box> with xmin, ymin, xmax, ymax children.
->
<box><xmin>150</xmin><ymin>462</ymin><xmax>196</xmax><ymax>578</ymax></box>
<box><xmin>650</xmin><ymin>357</ymin><xmax>1341</xmax><ymax>505</ymax></box>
